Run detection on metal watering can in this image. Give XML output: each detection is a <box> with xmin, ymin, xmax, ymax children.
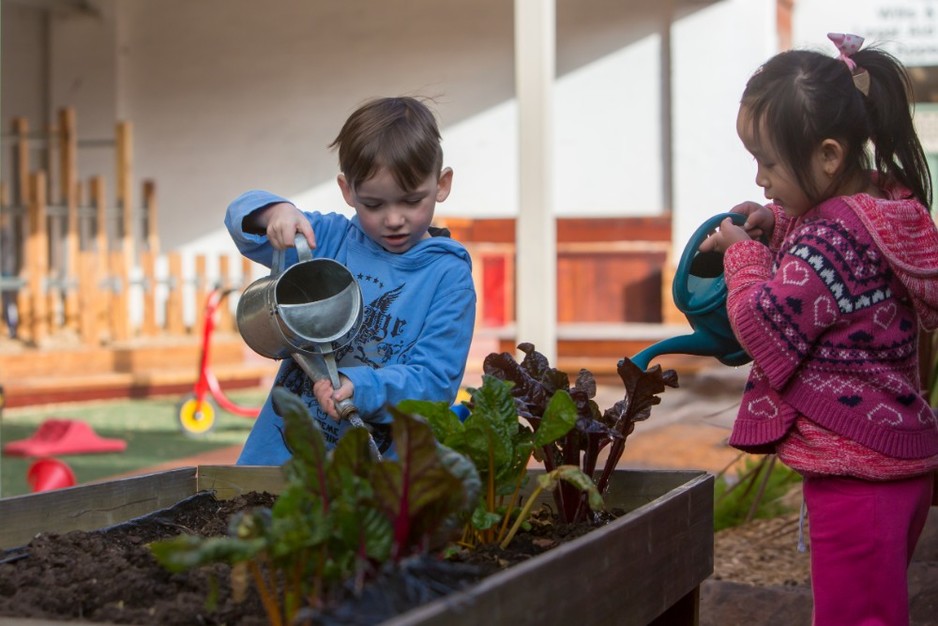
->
<box><xmin>629</xmin><ymin>212</ymin><xmax>753</xmax><ymax>371</ymax></box>
<box><xmin>236</xmin><ymin>237</ymin><xmax>362</xmax><ymax>360</ymax></box>
<box><xmin>236</xmin><ymin>235</ymin><xmax>381</xmax><ymax>459</ymax></box>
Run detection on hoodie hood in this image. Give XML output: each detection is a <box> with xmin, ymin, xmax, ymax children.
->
<box><xmin>844</xmin><ymin>181</ymin><xmax>938</xmax><ymax>330</ymax></box>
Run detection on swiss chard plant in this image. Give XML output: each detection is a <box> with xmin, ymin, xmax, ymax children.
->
<box><xmin>397</xmin><ymin>374</ymin><xmax>600</xmax><ymax>550</ymax></box>
<box><xmin>150</xmin><ymin>387</ymin><xmax>479</xmax><ymax>626</ymax></box>
<box><xmin>480</xmin><ymin>342</ymin><xmax>678</xmax><ymax>523</ymax></box>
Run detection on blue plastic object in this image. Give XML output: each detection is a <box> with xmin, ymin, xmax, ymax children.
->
<box><xmin>451</xmin><ymin>404</ymin><xmax>470</xmax><ymax>422</ymax></box>
<box><xmin>629</xmin><ymin>212</ymin><xmax>753</xmax><ymax>371</ymax></box>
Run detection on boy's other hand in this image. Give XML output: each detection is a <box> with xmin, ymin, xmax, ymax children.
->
<box><xmin>312</xmin><ymin>375</ymin><xmax>355</xmax><ymax>422</ymax></box>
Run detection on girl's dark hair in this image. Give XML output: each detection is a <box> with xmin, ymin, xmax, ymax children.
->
<box><xmin>741</xmin><ymin>46</ymin><xmax>932</xmax><ymax>208</ymax></box>
<box><xmin>329</xmin><ymin>96</ymin><xmax>443</xmax><ymax>191</ymax></box>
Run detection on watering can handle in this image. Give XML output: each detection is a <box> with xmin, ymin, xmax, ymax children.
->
<box><xmin>270</xmin><ymin>234</ymin><xmax>313</xmax><ymax>277</ymax></box>
<box><xmin>672</xmin><ymin>212</ymin><xmax>747</xmax><ymax>308</ymax></box>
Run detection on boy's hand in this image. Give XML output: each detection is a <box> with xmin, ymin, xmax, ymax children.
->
<box><xmin>312</xmin><ymin>375</ymin><xmax>355</xmax><ymax>422</ymax></box>
<box><xmin>252</xmin><ymin>202</ymin><xmax>317</xmax><ymax>250</ymax></box>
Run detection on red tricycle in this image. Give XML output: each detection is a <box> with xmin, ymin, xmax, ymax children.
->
<box><xmin>176</xmin><ymin>287</ymin><xmax>261</xmax><ymax>436</ymax></box>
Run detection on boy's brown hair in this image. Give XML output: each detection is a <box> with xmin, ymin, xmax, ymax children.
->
<box><xmin>329</xmin><ymin>97</ymin><xmax>444</xmax><ymax>192</ymax></box>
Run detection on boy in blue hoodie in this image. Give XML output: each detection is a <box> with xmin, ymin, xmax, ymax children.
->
<box><xmin>226</xmin><ymin>97</ymin><xmax>476</xmax><ymax>464</ymax></box>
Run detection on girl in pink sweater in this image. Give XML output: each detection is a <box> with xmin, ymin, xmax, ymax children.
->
<box><xmin>701</xmin><ymin>34</ymin><xmax>938</xmax><ymax>625</ymax></box>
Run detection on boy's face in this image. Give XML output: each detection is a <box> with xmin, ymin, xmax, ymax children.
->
<box><xmin>338</xmin><ymin>166</ymin><xmax>453</xmax><ymax>253</ymax></box>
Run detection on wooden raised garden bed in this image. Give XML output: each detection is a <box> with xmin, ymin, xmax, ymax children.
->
<box><xmin>0</xmin><ymin>465</ymin><xmax>713</xmax><ymax>625</ymax></box>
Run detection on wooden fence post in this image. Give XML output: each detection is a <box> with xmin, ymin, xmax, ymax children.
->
<box><xmin>27</xmin><ymin>172</ymin><xmax>49</xmax><ymax>343</ymax></box>
<box><xmin>108</xmin><ymin>249</ymin><xmax>130</xmax><ymax>341</ymax></box>
<box><xmin>0</xmin><ymin>182</ymin><xmax>10</xmax><ymax>339</ymax></box>
<box><xmin>194</xmin><ymin>254</ymin><xmax>207</xmax><ymax>335</ymax></box>
<box><xmin>116</xmin><ymin>121</ymin><xmax>134</xmax><ymax>262</ymax></box>
<box><xmin>240</xmin><ymin>257</ymin><xmax>254</xmax><ymax>291</ymax></box>
<box><xmin>77</xmin><ymin>251</ymin><xmax>99</xmax><ymax>345</ymax></box>
<box><xmin>143</xmin><ymin>180</ymin><xmax>159</xmax><ymax>255</ymax></box>
<box><xmin>140</xmin><ymin>250</ymin><xmax>158</xmax><ymax>336</ymax></box>
<box><xmin>12</xmin><ymin>118</ymin><xmax>30</xmax><ymax>207</ymax></box>
<box><xmin>217</xmin><ymin>255</ymin><xmax>234</xmax><ymax>332</ymax></box>
<box><xmin>59</xmin><ymin>108</ymin><xmax>78</xmax><ymax>207</ymax></box>
<box><xmin>165</xmin><ymin>252</ymin><xmax>185</xmax><ymax>334</ymax></box>
<box><xmin>89</xmin><ymin>176</ymin><xmax>109</xmax><ymax>337</ymax></box>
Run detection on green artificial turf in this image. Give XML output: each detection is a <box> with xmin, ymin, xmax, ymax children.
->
<box><xmin>0</xmin><ymin>389</ymin><xmax>268</xmax><ymax>498</ymax></box>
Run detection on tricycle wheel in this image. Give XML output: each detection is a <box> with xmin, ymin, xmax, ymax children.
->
<box><xmin>177</xmin><ymin>395</ymin><xmax>217</xmax><ymax>436</ymax></box>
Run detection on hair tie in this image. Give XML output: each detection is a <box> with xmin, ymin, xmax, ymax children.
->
<box><xmin>827</xmin><ymin>32</ymin><xmax>870</xmax><ymax>95</ymax></box>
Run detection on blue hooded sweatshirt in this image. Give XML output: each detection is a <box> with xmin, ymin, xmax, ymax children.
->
<box><xmin>226</xmin><ymin>190</ymin><xmax>476</xmax><ymax>464</ymax></box>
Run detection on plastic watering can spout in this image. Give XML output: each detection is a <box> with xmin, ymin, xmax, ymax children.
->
<box><xmin>630</xmin><ymin>212</ymin><xmax>753</xmax><ymax>371</ymax></box>
<box><xmin>630</xmin><ymin>329</ymin><xmax>751</xmax><ymax>371</ymax></box>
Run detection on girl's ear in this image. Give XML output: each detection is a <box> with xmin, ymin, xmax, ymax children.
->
<box><xmin>818</xmin><ymin>139</ymin><xmax>846</xmax><ymax>177</ymax></box>
<box><xmin>435</xmin><ymin>167</ymin><xmax>454</xmax><ymax>202</ymax></box>
<box><xmin>337</xmin><ymin>174</ymin><xmax>355</xmax><ymax>207</ymax></box>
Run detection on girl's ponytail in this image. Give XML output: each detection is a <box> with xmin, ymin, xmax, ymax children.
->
<box><xmin>854</xmin><ymin>48</ymin><xmax>933</xmax><ymax>208</ymax></box>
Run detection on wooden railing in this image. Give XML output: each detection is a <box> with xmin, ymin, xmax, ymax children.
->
<box><xmin>0</xmin><ymin>107</ymin><xmax>254</xmax><ymax>346</ymax></box>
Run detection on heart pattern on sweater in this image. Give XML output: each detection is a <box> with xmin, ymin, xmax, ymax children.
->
<box><xmin>867</xmin><ymin>403</ymin><xmax>903</xmax><ymax>427</ymax></box>
<box><xmin>873</xmin><ymin>302</ymin><xmax>897</xmax><ymax>329</ymax></box>
<box><xmin>782</xmin><ymin>261</ymin><xmax>810</xmax><ymax>286</ymax></box>
<box><xmin>920</xmin><ymin>406</ymin><xmax>937</xmax><ymax>425</ymax></box>
<box><xmin>838</xmin><ymin>395</ymin><xmax>862</xmax><ymax>407</ymax></box>
<box><xmin>813</xmin><ymin>296</ymin><xmax>838</xmax><ymax>326</ymax></box>
<box><xmin>897</xmin><ymin>393</ymin><xmax>917</xmax><ymax>406</ymax></box>
<box><xmin>747</xmin><ymin>397</ymin><xmax>778</xmax><ymax>419</ymax></box>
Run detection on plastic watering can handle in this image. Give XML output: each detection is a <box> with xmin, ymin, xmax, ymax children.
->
<box><xmin>270</xmin><ymin>234</ymin><xmax>313</xmax><ymax>277</ymax></box>
<box><xmin>672</xmin><ymin>211</ymin><xmax>747</xmax><ymax>311</ymax></box>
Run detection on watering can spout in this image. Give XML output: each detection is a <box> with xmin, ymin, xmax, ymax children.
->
<box><xmin>627</xmin><ymin>211</ymin><xmax>754</xmax><ymax>373</ymax></box>
<box><xmin>629</xmin><ymin>331</ymin><xmax>741</xmax><ymax>372</ymax></box>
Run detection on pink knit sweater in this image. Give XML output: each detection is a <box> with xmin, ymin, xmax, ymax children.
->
<box><xmin>723</xmin><ymin>182</ymin><xmax>938</xmax><ymax>476</ymax></box>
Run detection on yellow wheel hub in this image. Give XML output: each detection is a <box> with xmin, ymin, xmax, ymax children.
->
<box><xmin>178</xmin><ymin>398</ymin><xmax>216</xmax><ymax>435</ymax></box>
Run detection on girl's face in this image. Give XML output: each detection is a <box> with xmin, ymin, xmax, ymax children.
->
<box><xmin>338</xmin><ymin>165</ymin><xmax>452</xmax><ymax>254</ymax></box>
<box><xmin>736</xmin><ymin>105</ymin><xmax>821</xmax><ymax>218</ymax></box>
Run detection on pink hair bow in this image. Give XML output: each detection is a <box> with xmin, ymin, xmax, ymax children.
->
<box><xmin>827</xmin><ymin>32</ymin><xmax>864</xmax><ymax>71</ymax></box>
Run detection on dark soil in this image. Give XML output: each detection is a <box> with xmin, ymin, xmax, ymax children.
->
<box><xmin>0</xmin><ymin>491</ymin><xmax>614</xmax><ymax>625</ymax></box>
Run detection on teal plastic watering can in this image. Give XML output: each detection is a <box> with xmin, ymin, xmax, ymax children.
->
<box><xmin>629</xmin><ymin>212</ymin><xmax>753</xmax><ymax>371</ymax></box>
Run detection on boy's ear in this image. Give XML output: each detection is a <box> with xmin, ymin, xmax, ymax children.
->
<box><xmin>436</xmin><ymin>167</ymin><xmax>454</xmax><ymax>202</ymax></box>
<box><xmin>818</xmin><ymin>139</ymin><xmax>846</xmax><ymax>177</ymax></box>
<box><xmin>337</xmin><ymin>174</ymin><xmax>355</xmax><ymax>207</ymax></box>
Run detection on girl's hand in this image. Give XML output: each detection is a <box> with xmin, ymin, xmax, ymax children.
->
<box><xmin>698</xmin><ymin>217</ymin><xmax>752</xmax><ymax>253</ymax></box>
<box><xmin>312</xmin><ymin>375</ymin><xmax>355</xmax><ymax>422</ymax></box>
<box><xmin>731</xmin><ymin>201</ymin><xmax>775</xmax><ymax>242</ymax></box>
<box><xmin>250</xmin><ymin>202</ymin><xmax>317</xmax><ymax>250</ymax></box>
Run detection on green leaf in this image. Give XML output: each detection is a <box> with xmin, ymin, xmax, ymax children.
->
<box><xmin>275</xmin><ymin>387</ymin><xmax>328</xmax><ymax>492</ymax></box>
<box><xmin>398</xmin><ymin>399</ymin><xmax>464</xmax><ymax>444</ymax></box>
<box><xmin>470</xmin><ymin>504</ymin><xmax>503</xmax><ymax>530</ymax></box>
<box><xmin>538</xmin><ymin>465</ymin><xmax>604</xmax><ymax>512</ymax></box>
<box><xmin>150</xmin><ymin>534</ymin><xmax>266</xmax><ymax>572</ymax></box>
<box><xmin>371</xmin><ymin>408</ymin><xmax>470</xmax><ymax>558</ymax></box>
<box><xmin>436</xmin><ymin>443</ymin><xmax>481</xmax><ymax>514</ymax></box>
<box><xmin>461</xmin><ymin>376</ymin><xmax>518</xmax><ymax>473</ymax></box>
<box><xmin>534</xmin><ymin>390</ymin><xmax>577</xmax><ymax>447</ymax></box>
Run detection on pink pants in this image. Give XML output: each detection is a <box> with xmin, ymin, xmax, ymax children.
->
<box><xmin>803</xmin><ymin>472</ymin><xmax>934</xmax><ymax>626</ymax></box>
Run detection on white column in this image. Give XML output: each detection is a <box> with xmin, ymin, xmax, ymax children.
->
<box><xmin>514</xmin><ymin>0</ymin><xmax>556</xmax><ymax>364</ymax></box>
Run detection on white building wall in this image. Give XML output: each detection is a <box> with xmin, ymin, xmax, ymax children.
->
<box><xmin>9</xmin><ymin>0</ymin><xmax>927</xmax><ymax>291</ymax></box>
<box><xmin>3</xmin><ymin>0</ymin><xmax>687</xmax><ymax>259</ymax></box>
<box><xmin>671</xmin><ymin>0</ymin><xmax>776</xmax><ymax>250</ymax></box>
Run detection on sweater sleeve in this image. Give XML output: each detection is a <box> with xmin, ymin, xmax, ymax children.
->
<box><xmin>724</xmin><ymin>230</ymin><xmax>842</xmax><ymax>391</ymax></box>
<box><xmin>224</xmin><ymin>190</ymin><xmax>295</xmax><ymax>268</ymax></box>
<box><xmin>766</xmin><ymin>203</ymin><xmax>793</xmax><ymax>254</ymax></box>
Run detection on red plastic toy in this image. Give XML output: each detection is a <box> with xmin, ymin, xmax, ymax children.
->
<box><xmin>4</xmin><ymin>419</ymin><xmax>127</xmax><ymax>457</ymax></box>
<box><xmin>176</xmin><ymin>287</ymin><xmax>261</xmax><ymax>436</ymax></box>
<box><xmin>27</xmin><ymin>457</ymin><xmax>76</xmax><ymax>492</ymax></box>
